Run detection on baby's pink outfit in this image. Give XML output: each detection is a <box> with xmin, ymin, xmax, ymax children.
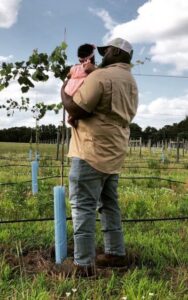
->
<box><xmin>65</xmin><ymin>64</ymin><xmax>88</xmax><ymax>96</ymax></box>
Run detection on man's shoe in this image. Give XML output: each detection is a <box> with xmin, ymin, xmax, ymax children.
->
<box><xmin>61</xmin><ymin>258</ymin><xmax>96</xmax><ymax>278</ymax></box>
<box><xmin>51</xmin><ymin>258</ymin><xmax>97</xmax><ymax>278</ymax></box>
<box><xmin>96</xmin><ymin>254</ymin><xmax>128</xmax><ymax>269</ymax></box>
<box><xmin>50</xmin><ymin>258</ymin><xmax>112</xmax><ymax>278</ymax></box>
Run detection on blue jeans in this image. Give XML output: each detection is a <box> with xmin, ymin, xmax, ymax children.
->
<box><xmin>69</xmin><ymin>157</ymin><xmax>125</xmax><ymax>266</ymax></box>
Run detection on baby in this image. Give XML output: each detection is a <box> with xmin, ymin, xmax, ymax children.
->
<box><xmin>64</xmin><ymin>43</ymin><xmax>96</xmax><ymax>127</ymax></box>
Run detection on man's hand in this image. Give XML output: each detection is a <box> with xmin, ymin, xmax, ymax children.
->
<box><xmin>61</xmin><ymin>84</ymin><xmax>92</xmax><ymax>120</ymax></box>
<box><xmin>67</xmin><ymin>115</ymin><xmax>78</xmax><ymax>128</ymax></box>
<box><xmin>62</xmin><ymin>79</ymin><xmax>69</xmax><ymax>89</ymax></box>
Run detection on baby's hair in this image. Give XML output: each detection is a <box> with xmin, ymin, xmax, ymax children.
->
<box><xmin>77</xmin><ymin>44</ymin><xmax>95</xmax><ymax>64</ymax></box>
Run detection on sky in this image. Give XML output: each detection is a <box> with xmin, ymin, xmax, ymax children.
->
<box><xmin>0</xmin><ymin>0</ymin><xmax>188</xmax><ymax>130</ymax></box>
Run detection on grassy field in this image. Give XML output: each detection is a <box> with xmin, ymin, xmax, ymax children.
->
<box><xmin>0</xmin><ymin>142</ymin><xmax>188</xmax><ymax>300</ymax></box>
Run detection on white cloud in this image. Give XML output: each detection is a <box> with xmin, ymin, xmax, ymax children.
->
<box><xmin>134</xmin><ymin>94</ymin><xmax>188</xmax><ymax>129</ymax></box>
<box><xmin>0</xmin><ymin>0</ymin><xmax>22</xmax><ymax>28</ymax></box>
<box><xmin>0</xmin><ymin>55</ymin><xmax>14</xmax><ymax>63</ymax></box>
<box><xmin>150</xmin><ymin>37</ymin><xmax>188</xmax><ymax>74</ymax></box>
<box><xmin>0</xmin><ymin>73</ymin><xmax>63</xmax><ymax>129</ymax></box>
<box><xmin>94</xmin><ymin>0</ymin><xmax>188</xmax><ymax>74</ymax></box>
<box><xmin>88</xmin><ymin>7</ymin><xmax>117</xmax><ymax>31</ymax></box>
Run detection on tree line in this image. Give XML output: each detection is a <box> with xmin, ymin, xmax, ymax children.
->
<box><xmin>0</xmin><ymin>116</ymin><xmax>188</xmax><ymax>143</ymax></box>
<box><xmin>0</xmin><ymin>124</ymin><xmax>57</xmax><ymax>143</ymax></box>
<box><xmin>130</xmin><ymin>116</ymin><xmax>188</xmax><ymax>144</ymax></box>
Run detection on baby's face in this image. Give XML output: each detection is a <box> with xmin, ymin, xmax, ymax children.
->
<box><xmin>79</xmin><ymin>58</ymin><xmax>90</xmax><ymax>64</ymax></box>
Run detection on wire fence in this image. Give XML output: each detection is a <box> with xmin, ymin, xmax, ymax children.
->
<box><xmin>0</xmin><ymin>175</ymin><xmax>186</xmax><ymax>186</ymax></box>
<box><xmin>1</xmin><ymin>163</ymin><xmax>188</xmax><ymax>170</ymax></box>
<box><xmin>0</xmin><ymin>216</ymin><xmax>188</xmax><ymax>225</ymax></box>
<box><xmin>0</xmin><ymin>154</ymin><xmax>188</xmax><ymax>226</ymax></box>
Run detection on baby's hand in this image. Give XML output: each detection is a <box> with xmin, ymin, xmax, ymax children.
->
<box><xmin>83</xmin><ymin>60</ymin><xmax>95</xmax><ymax>74</ymax></box>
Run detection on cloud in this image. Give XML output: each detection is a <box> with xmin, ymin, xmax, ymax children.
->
<box><xmin>94</xmin><ymin>0</ymin><xmax>188</xmax><ymax>73</ymax></box>
<box><xmin>134</xmin><ymin>94</ymin><xmax>188</xmax><ymax>129</ymax></box>
<box><xmin>0</xmin><ymin>73</ymin><xmax>63</xmax><ymax>129</ymax></box>
<box><xmin>88</xmin><ymin>7</ymin><xmax>117</xmax><ymax>31</ymax></box>
<box><xmin>0</xmin><ymin>0</ymin><xmax>22</xmax><ymax>28</ymax></box>
<box><xmin>109</xmin><ymin>0</ymin><xmax>188</xmax><ymax>43</ymax></box>
<box><xmin>0</xmin><ymin>55</ymin><xmax>14</xmax><ymax>63</ymax></box>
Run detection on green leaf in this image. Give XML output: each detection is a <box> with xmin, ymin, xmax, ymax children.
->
<box><xmin>21</xmin><ymin>86</ymin><xmax>30</xmax><ymax>93</ymax></box>
<box><xmin>15</xmin><ymin>61</ymin><xmax>25</xmax><ymax>68</ymax></box>
<box><xmin>0</xmin><ymin>84</ymin><xmax>5</xmax><ymax>91</ymax></box>
<box><xmin>61</xmin><ymin>42</ymin><xmax>68</xmax><ymax>50</ymax></box>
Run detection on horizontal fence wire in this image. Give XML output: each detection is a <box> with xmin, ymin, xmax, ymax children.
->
<box><xmin>1</xmin><ymin>159</ymin><xmax>188</xmax><ymax>166</ymax></box>
<box><xmin>119</xmin><ymin>176</ymin><xmax>185</xmax><ymax>184</ymax></box>
<box><xmin>0</xmin><ymin>156</ymin><xmax>188</xmax><ymax>162</ymax></box>
<box><xmin>0</xmin><ymin>176</ymin><xmax>61</xmax><ymax>186</ymax></box>
<box><xmin>123</xmin><ymin>166</ymin><xmax>188</xmax><ymax>170</ymax></box>
<box><xmin>0</xmin><ymin>175</ymin><xmax>186</xmax><ymax>186</ymax></box>
<box><xmin>0</xmin><ymin>216</ymin><xmax>188</xmax><ymax>225</ymax></box>
<box><xmin>1</xmin><ymin>164</ymin><xmax>188</xmax><ymax>171</ymax></box>
<box><xmin>0</xmin><ymin>164</ymin><xmax>62</xmax><ymax>168</ymax></box>
<box><xmin>0</xmin><ymin>157</ymin><xmax>58</xmax><ymax>161</ymax></box>
<box><xmin>123</xmin><ymin>161</ymin><xmax>188</xmax><ymax>165</ymax></box>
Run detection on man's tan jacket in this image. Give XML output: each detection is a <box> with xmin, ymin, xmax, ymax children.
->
<box><xmin>68</xmin><ymin>62</ymin><xmax>138</xmax><ymax>174</ymax></box>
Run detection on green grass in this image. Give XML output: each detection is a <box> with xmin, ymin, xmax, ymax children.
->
<box><xmin>0</xmin><ymin>142</ymin><xmax>188</xmax><ymax>299</ymax></box>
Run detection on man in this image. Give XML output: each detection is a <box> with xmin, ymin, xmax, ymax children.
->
<box><xmin>61</xmin><ymin>37</ymin><xmax>138</xmax><ymax>277</ymax></box>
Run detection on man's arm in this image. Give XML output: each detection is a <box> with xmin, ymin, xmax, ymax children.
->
<box><xmin>61</xmin><ymin>83</ymin><xmax>92</xmax><ymax>120</ymax></box>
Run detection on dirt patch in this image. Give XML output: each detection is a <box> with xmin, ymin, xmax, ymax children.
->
<box><xmin>1</xmin><ymin>245</ymin><xmax>141</xmax><ymax>277</ymax></box>
<box><xmin>2</xmin><ymin>245</ymin><xmax>68</xmax><ymax>276</ymax></box>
